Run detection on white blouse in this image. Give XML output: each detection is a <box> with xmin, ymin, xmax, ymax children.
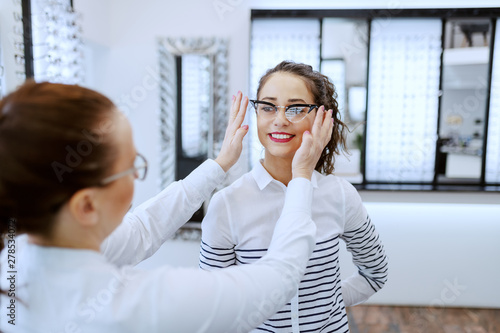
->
<box><xmin>200</xmin><ymin>161</ymin><xmax>388</xmax><ymax>333</ymax></box>
<box><xmin>0</xmin><ymin>160</ymin><xmax>317</xmax><ymax>333</ymax></box>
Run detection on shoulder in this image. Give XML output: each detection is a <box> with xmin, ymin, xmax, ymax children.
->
<box><xmin>316</xmin><ymin>172</ymin><xmax>365</xmax><ymax>216</ymax></box>
<box><xmin>335</xmin><ymin>176</ymin><xmax>362</xmax><ymax>200</ymax></box>
<box><xmin>316</xmin><ymin>172</ymin><xmax>358</xmax><ymax>195</ymax></box>
<box><xmin>207</xmin><ymin>171</ymin><xmax>256</xmax><ymax>213</ymax></box>
<box><xmin>214</xmin><ymin>171</ymin><xmax>258</xmax><ymax>198</ymax></box>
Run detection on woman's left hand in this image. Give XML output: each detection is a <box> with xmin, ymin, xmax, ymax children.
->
<box><xmin>214</xmin><ymin>91</ymin><xmax>249</xmax><ymax>172</ymax></box>
<box><xmin>291</xmin><ymin>106</ymin><xmax>333</xmax><ymax>180</ymax></box>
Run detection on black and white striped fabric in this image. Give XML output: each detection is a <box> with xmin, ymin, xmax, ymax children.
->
<box><xmin>200</xmin><ymin>163</ymin><xmax>388</xmax><ymax>333</ymax></box>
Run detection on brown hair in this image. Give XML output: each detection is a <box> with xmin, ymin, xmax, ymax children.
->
<box><xmin>0</xmin><ymin>81</ymin><xmax>118</xmax><ymax>246</ymax></box>
<box><xmin>256</xmin><ymin>61</ymin><xmax>348</xmax><ymax>174</ymax></box>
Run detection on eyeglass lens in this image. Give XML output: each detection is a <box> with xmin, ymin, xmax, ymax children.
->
<box><xmin>253</xmin><ymin>102</ymin><xmax>314</xmax><ymax>123</ymax></box>
<box><xmin>134</xmin><ymin>154</ymin><xmax>148</xmax><ymax>180</ymax></box>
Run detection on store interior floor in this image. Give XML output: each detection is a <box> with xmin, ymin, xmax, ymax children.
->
<box><xmin>347</xmin><ymin>305</ymin><xmax>500</xmax><ymax>333</ymax></box>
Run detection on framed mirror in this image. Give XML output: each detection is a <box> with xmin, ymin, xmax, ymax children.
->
<box><xmin>157</xmin><ymin>37</ymin><xmax>229</xmax><ymax>240</ymax></box>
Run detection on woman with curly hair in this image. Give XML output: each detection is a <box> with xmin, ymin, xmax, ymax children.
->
<box><xmin>200</xmin><ymin>61</ymin><xmax>389</xmax><ymax>333</ymax></box>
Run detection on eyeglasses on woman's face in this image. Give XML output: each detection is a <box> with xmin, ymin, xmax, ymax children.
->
<box><xmin>250</xmin><ymin>100</ymin><xmax>318</xmax><ymax>123</ymax></box>
<box><xmin>100</xmin><ymin>152</ymin><xmax>148</xmax><ymax>186</ymax></box>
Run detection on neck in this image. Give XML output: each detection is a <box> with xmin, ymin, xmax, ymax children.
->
<box><xmin>28</xmin><ymin>208</ymin><xmax>101</xmax><ymax>252</ymax></box>
<box><xmin>262</xmin><ymin>153</ymin><xmax>293</xmax><ymax>186</ymax></box>
<box><xmin>28</xmin><ymin>233</ymin><xmax>101</xmax><ymax>251</ymax></box>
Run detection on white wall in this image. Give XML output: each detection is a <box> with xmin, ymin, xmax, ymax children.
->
<box><xmin>73</xmin><ymin>0</ymin><xmax>500</xmax><ymax>308</ymax></box>
<box><xmin>355</xmin><ymin>198</ymin><xmax>500</xmax><ymax>308</ymax></box>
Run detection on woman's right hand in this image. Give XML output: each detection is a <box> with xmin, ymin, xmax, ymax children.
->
<box><xmin>291</xmin><ymin>106</ymin><xmax>333</xmax><ymax>180</ymax></box>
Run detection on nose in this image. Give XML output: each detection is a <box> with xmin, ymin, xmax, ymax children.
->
<box><xmin>273</xmin><ymin>107</ymin><xmax>290</xmax><ymax>126</ymax></box>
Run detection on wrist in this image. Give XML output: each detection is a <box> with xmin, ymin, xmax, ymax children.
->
<box><xmin>292</xmin><ymin>170</ymin><xmax>313</xmax><ymax>180</ymax></box>
<box><xmin>214</xmin><ymin>157</ymin><xmax>230</xmax><ymax>173</ymax></box>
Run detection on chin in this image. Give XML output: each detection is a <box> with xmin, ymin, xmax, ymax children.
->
<box><xmin>266</xmin><ymin>147</ymin><xmax>297</xmax><ymax>160</ymax></box>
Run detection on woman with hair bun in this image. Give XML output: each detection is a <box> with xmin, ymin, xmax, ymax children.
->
<box><xmin>200</xmin><ymin>61</ymin><xmax>389</xmax><ymax>332</ymax></box>
<box><xmin>0</xmin><ymin>81</ymin><xmax>334</xmax><ymax>332</ymax></box>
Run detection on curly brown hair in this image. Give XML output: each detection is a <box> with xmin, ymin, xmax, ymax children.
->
<box><xmin>256</xmin><ymin>61</ymin><xmax>348</xmax><ymax>174</ymax></box>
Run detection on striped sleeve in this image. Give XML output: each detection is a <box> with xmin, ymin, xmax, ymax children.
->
<box><xmin>199</xmin><ymin>191</ymin><xmax>236</xmax><ymax>270</ymax></box>
<box><xmin>339</xmin><ymin>179</ymin><xmax>388</xmax><ymax>306</ymax></box>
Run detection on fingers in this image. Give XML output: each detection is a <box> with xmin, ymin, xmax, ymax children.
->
<box><xmin>229</xmin><ymin>92</ymin><xmax>242</xmax><ymax>122</ymax></box>
<box><xmin>310</xmin><ymin>106</ymin><xmax>333</xmax><ymax>147</ymax></box>
<box><xmin>311</xmin><ymin>105</ymin><xmax>325</xmax><ymax>135</ymax></box>
<box><xmin>227</xmin><ymin>91</ymin><xmax>248</xmax><ymax>134</ymax></box>
<box><xmin>214</xmin><ymin>91</ymin><xmax>249</xmax><ymax>172</ymax></box>
<box><xmin>229</xmin><ymin>91</ymin><xmax>246</xmax><ymax>124</ymax></box>
<box><xmin>234</xmin><ymin>124</ymin><xmax>249</xmax><ymax>144</ymax></box>
<box><xmin>237</xmin><ymin>96</ymin><xmax>249</xmax><ymax>126</ymax></box>
<box><xmin>321</xmin><ymin>109</ymin><xmax>334</xmax><ymax>146</ymax></box>
<box><xmin>300</xmin><ymin>130</ymin><xmax>313</xmax><ymax>151</ymax></box>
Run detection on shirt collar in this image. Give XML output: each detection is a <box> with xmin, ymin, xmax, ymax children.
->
<box><xmin>251</xmin><ymin>160</ymin><xmax>319</xmax><ymax>190</ymax></box>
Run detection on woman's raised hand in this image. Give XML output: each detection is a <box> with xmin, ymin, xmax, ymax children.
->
<box><xmin>291</xmin><ymin>106</ymin><xmax>334</xmax><ymax>180</ymax></box>
<box><xmin>214</xmin><ymin>91</ymin><xmax>249</xmax><ymax>172</ymax></box>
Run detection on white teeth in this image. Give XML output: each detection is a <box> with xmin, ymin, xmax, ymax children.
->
<box><xmin>271</xmin><ymin>134</ymin><xmax>293</xmax><ymax>139</ymax></box>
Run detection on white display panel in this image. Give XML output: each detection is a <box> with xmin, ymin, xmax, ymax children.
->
<box><xmin>31</xmin><ymin>0</ymin><xmax>84</xmax><ymax>84</ymax></box>
<box><xmin>249</xmin><ymin>19</ymin><xmax>320</xmax><ymax>165</ymax></box>
<box><xmin>321</xmin><ymin>59</ymin><xmax>346</xmax><ymax>120</ymax></box>
<box><xmin>365</xmin><ymin>19</ymin><xmax>442</xmax><ymax>182</ymax></box>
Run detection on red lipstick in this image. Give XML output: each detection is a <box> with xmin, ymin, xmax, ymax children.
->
<box><xmin>269</xmin><ymin>132</ymin><xmax>295</xmax><ymax>143</ymax></box>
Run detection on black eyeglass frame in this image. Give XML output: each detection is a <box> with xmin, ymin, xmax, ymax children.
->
<box><xmin>249</xmin><ymin>99</ymin><xmax>318</xmax><ymax>122</ymax></box>
<box><xmin>100</xmin><ymin>152</ymin><xmax>148</xmax><ymax>186</ymax></box>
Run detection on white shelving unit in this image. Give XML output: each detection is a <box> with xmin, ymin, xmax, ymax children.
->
<box><xmin>443</xmin><ymin>46</ymin><xmax>489</xmax><ymax>65</ymax></box>
<box><xmin>439</xmin><ymin>45</ymin><xmax>489</xmax><ymax>182</ymax></box>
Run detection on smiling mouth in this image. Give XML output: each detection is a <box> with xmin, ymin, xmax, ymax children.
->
<box><xmin>269</xmin><ymin>133</ymin><xmax>295</xmax><ymax>142</ymax></box>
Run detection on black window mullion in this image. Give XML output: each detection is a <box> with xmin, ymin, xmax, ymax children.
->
<box><xmin>319</xmin><ymin>17</ymin><xmax>323</xmax><ymax>71</ymax></box>
<box><xmin>21</xmin><ymin>0</ymin><xmax>34</xmax><ymax>79</ymax></box>
<box><xmin>361</xmin><ymin>18</ymin><xmax>372</xmax><ymax>187</ymax></box>
<box><xmin>433</xmin><ymin>18</ymin><xmax>447</xmax><ymax>188</ymax></box>
<box><xmin>175</xmin><ymin>55</ymin><xmax>182</xmax><ymax>181</ymax></box>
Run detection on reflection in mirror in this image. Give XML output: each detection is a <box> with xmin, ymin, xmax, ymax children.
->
<box><xmin>180</xmin><ymin>54</ymin><xmax>211</xmax><ymax>159</ymax></box>
<box><xmin>158</xmin><ymin>37</ymin><xmax>228</xmax><ymax>240</ymax></box>
<box><xmin>436</xmin><ymin>18</ymin><xmax>492</xmax><ymax>183</ymax></box>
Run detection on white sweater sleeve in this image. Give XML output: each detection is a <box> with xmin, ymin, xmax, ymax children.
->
<box><xmin>100</xmin><ymin>159</ymin><xmax>226</xmax><ymax>267</ymax></box>
<box><xmin>115</xmin><ymin>177</ymin><xmax>317</xmax><ymax>333</ymax></box>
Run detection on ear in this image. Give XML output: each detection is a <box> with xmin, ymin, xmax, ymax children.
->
<box><xmin>68</xmin><ymin>188</ymin><xmax>100</xmax><ymax>227</ymax></box>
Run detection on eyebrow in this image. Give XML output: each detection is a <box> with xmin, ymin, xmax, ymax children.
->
<box><xmin>261</xmin><ymin>97</ymin><xmax>308</xmax><ymax>104</ymax></box>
